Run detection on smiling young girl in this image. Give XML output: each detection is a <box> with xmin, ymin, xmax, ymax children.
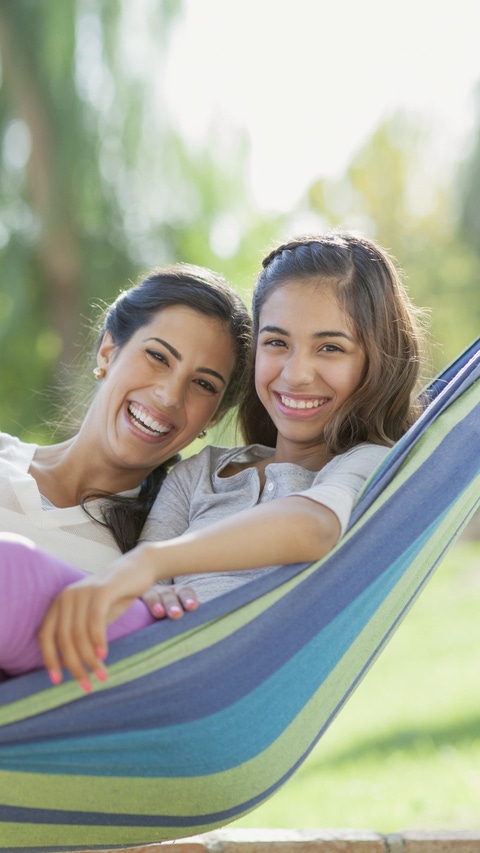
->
<box><xmin>0</xmin><ymin>233</ymin><xmax>427</xmax><ymax>688</ymax></box>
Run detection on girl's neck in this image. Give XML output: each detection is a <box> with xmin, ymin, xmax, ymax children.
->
<box><xmin>271</xmin><ymin>438</ymin><xmax>334</xmax><ymax>472</ymax></box>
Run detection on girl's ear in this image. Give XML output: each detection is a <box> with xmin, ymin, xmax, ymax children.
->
<box><xmin>96</xmin><ymin>331</ymin><xmax>117</xmax><ymax>373</ymax></box>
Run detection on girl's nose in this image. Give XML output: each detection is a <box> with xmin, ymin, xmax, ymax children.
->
<box><xmin>282</xmin><ymin>352</ymin><xmax>316</xmax><ymax>386</ymax></box>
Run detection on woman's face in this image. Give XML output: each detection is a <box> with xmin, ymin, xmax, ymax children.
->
<box><xmin>90</xmin><ymin>305</ymin><xmax>236</xmax><ymax>483</ymax></box>
<box><xmin>254</xmin><ymin>280</ymin><xmax>366</xmax><ymax>463</ymax></box>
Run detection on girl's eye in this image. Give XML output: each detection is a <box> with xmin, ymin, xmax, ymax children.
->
<box><xmin>320</xmin><ymin>343</ymin><xmax>343</xmax><ymax>353</ymax></box>
<box><xmin>262</xmin><ymin>338</ymin><xmax>286</xmax><ymax>348</ymax></box>
<box><xmin>146</xmin><ymin>348</ymin><xmax>168</xmax><ymax>365</ymax></box>
<box><xmin>194</xmin><ymin>378</ymin><xmax>218</xmax><ymax>394</ymax></box>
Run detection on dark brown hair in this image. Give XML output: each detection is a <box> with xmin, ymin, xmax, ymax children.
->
<box><xmin>239</xmin><ymin>232</ymin><xmax>426</xmax><ymax>453</ymax></box>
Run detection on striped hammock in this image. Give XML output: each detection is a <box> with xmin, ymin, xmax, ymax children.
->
<box><xmin>1</xmin><ymin>338</ymin><xmax>480</xmax><ymax>852</ymax></box>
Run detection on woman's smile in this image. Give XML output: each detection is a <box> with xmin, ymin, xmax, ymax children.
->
<box><xmin>125</xmin><ymin>401</ymin><xmax>176</xmax><ymax>440</ymax></box>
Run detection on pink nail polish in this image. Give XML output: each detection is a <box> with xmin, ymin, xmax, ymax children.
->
<box><xmin>169</xmin><ymin>605</ymin><xmax>182</xmax><ymax>618</ymax></box>
<box><xmin>152</xmin><ymin>603</ymin><xmax>166</xmax><ymax>616</ymax></box>
<box><xmin>94</xmin><ymin>669</ymin><xmax>108</xmax><ymax>683</ymax></box>
<box><xmin>79</xmin><ymin>679</ymin><xmax>92</xmax><ymax>693</ymax></box>
<box><xmin>49</xmin><ymin>669</ymin><xmax>62</xmax><ymax>686</ymax></box>
<box><xmin>184</xmin><ymin>598</ymin><xmax>197</xmax><ymax>609</ymax></box>
<box><xmin>95</xmin><ymin>646</ymin><xmax>107</xmax><ymax>660</ymax></box>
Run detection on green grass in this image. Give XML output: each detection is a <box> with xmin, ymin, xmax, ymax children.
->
<box><xmin>231</xmin><ymin>537</ymin><xmax>480</xmax><ymax>832</ymax></box>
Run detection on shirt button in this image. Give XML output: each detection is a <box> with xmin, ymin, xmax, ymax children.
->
<box><xmin>267</xmin><ymin>483</ymin><xmax>274</xmax><ymax>491</ymax></box>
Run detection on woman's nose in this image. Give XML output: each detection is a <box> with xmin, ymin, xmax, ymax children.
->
<box><xmin>153</xmin><ymin>377</ymin><xmax>185</xmax><ymax>409</ymax></box>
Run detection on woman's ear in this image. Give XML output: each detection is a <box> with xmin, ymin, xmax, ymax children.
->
<box><xmin>96</xmin><ymin>331</ymin><xmax>117</xmax><ymax>373</ymax></box>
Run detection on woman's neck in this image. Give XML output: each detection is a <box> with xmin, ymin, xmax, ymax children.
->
<box><xmin>29</xmin><ymin>437</ymin><xmax>142</xmax><ymax>508</ymax></box>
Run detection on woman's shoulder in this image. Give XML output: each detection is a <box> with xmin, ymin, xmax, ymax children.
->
<box><xmin>0</xmin><ymin>431</ymin><xmax>35</xmax><ymax>456</ymax></box>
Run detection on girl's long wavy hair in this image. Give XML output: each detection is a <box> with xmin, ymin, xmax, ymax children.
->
<box><xmin>84</xmin><ymin>264</ymin><xmax>252</xmax><ymax>552</ymax></box>
<box><xmin>239</xmin><ymin>233</ymin><xmax>427</xmax><ymax>453</ymax></box>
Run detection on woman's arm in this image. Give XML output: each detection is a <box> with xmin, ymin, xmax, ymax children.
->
<box><xmin>38</xmin><ymin>496</ymin><xmax>340</xmax><ymax>688</ymax></box>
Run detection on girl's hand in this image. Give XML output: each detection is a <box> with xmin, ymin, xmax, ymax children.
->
<box><xmin>142</xmin><ymin>584</ymin><xmax>198</xmax><ymax>619</ymax></box>
<box><xmin>38</xmin><ymin>553</ymin><xmax>157</xmax><ymax>692</ymax></box>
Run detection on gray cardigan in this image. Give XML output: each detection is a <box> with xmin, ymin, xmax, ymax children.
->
<box><xmin>140</xmin><ymin>442</ymin><xmax>389</xmax><ymax>602</ymax></box>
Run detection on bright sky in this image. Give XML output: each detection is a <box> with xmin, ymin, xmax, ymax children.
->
<box><xmin>164</xmin><ymin>0</ymin><xmax>480</xmax><ymax>212</ymax></box>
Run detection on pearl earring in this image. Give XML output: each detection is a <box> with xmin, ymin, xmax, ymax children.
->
<box><xmin>93</xmin><ymin>367</ymin><xmax>106</xmax><ymax>380</ymax></box>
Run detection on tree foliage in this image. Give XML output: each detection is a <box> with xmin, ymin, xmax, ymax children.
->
<box><xmin>306</xmin><ymin>112</ymin><xmax>480</xmax><ymax>374</ymax></box>
<box><xmin>1</xmin><ymin>1</ymin><xmax>479</xmax><ymax>439</ymax></box>
<box><xmin>0</xmin><ymin>0</ymin><xmax>282</xmax><ymax>438</ymax></box>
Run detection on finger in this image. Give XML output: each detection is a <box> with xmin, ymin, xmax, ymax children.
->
<box><xmin>142</xmin><ymin>587</ymin><xmax>166</xmax><ymax>619</ymax></box>
<box><xmin>38</xmin><ymin>599</ymin><xmax>65</xmax><ymax>686</ymax></box>
<box><xmin>173</xmin><ymin>585</ymin><xmax>199</xmax><ymax>612</ymax></box>
<box><xmin>54</xmin><ymin>588</ymin><xmax>109</xmax><ymax>690</ymax></box>
<box><xmin>155</xmin><ymin>589</ymin><xmax>184</xmax><ymax>620</ymax></box>
<box><xmin>54</xmin><ymin>590</ymin><xmax>97</xmax><ymax>690</ymax></box>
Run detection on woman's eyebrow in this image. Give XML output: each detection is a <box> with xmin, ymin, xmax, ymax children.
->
<box><xmin>144</xmin><ymin>337</ymin><xmax>226</xmax><ymax>385</ymax></box>
<box><xmin>145</xmin><ymin>336</ymin><xmax>181</xmax><ymax>359</ymax></box>
<box><xmin>198</xmin><ymin>367</ymin><xmax>227</xmax><ymax>385</ymax></box>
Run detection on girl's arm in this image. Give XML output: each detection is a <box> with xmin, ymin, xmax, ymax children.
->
<box><xmin>38</xmin><ymin>496</ymin><xmax>340</xmax><ymax>688</ymax></box>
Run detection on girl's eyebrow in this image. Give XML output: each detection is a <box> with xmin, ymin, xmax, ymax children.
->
<box><xmin>259</xmin><ymin>325</ymin><xmax>354</xmax><ymax>342</ymax></box>
<box><xmin>144</xmin><ymin>337</ymin><xmax>227</xmax><ymax>385</ymax></box>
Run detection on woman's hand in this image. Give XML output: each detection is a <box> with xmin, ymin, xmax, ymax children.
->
<box><xmin>142</xmin><ymin>584</ymin><xmax>198</xmax><ymax>619</ymax></box>
<box><xmin>38</xmin><ymin>549</ymin><xmax>157</xmax><ymax>692</ymax></box>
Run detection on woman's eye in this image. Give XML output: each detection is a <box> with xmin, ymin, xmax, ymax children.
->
<box><xmin>146</xmin><ymin>349</ymin><xmax>168</xmax><ymax>364</ymax></box>
<box><xmin>195</xmin><ymin>378</ymin><xmax>217</xmax><ymax>394</ymax></box>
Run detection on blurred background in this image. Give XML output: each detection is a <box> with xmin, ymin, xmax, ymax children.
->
<box><xmin>0</xmin><ymin>0</ymin><xmax>479</xmax><ymax>832</ymax></box>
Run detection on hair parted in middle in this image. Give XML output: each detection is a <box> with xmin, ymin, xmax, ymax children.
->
<box><xmin>238</xmin><ymin>231</ymin><xmax>427</xmax><ymax>453</ymax></box>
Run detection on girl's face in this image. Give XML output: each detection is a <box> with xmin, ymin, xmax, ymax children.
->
<box><xmin>91</xmin><ymin>305</ymin><xmax>236</xmax><ymax>483</ymax></box>
<box><xmin>255</xmin><ymin>280</ymin><xmax>366</xmax><ymax>461</ymax></box>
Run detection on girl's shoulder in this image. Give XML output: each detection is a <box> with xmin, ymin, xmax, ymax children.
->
<box><xmin>325</xmin><ymin>442</ymin><xmax>390</xmax><ymax>474</ymax></box>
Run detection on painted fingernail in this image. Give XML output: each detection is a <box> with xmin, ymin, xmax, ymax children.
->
<box><xmin>79</xmin><ymin>679</ymin><xmax>92</xmax><ymax>693</ymax></box>
<box><xmin>95</xmin><ymin>646</ymin><xmax>107</xmax><ymax>660</ymax></box>
<box><xmin>48</xmin><ymin>669</ymin><xmax>62</xmax><ymax>686</ymax></box>
<box><xmin>168</xmin><ymin>605</ymin><xmax>182</xmax><ymax>618</ymax></box>
<box><xmin>94</xmin><ymin>669</ymin><xmax>108</xmax><ymax>683</ymax></box>
<box><xmin>184</xmin><ymin>598</ymin><xmax>197</xmax><ymax>609</ymax></box>
<box><xmin>152</xmin><ymin>603</ymin><xmax>166</xmax><ymax>617</ymax></box>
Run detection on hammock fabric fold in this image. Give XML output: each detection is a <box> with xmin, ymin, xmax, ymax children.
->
<box><xmin>1</xmin><ymin>338</ymin><xmax>480</xmax><ymax>852</ymax></box>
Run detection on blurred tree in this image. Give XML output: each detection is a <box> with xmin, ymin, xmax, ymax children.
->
<box><xmin>0</xmin><ymin>0</ymin><xmax>283</xmax><ymax>438</ymax></box>
<box><xmin>457</xmin><ymin>81</ymin><xmax>480</xmax><ymax>253</ymax></box>
<box><xmin>306</xmin><ymin>111</ymin><xmax>480</xmax><ymax>373</ymax></box>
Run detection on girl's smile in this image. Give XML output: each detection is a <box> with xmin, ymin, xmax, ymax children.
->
<box><xmin>276</xmin><ymin>392</ymin><xmax>330</xmax><ymax>415</ymax></box>
<box><xmin>255</xmin><ymin>280</ymin><xmax>366</xmax><ymax>464</ymax></box>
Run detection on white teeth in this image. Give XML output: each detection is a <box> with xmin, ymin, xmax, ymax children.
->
<box><xmin>280</xmin><ymin>395</ymin><xmax>324</xmax><ymax>410</ymax></box>
<box><xmin>128</xmin><ymin>404</ymin><xmax>171</xmax><ymax>435</ymax></box>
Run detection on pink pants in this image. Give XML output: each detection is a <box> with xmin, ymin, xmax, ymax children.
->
<box><xmin>0</xmin><ymin>533</ymin><xmax>155</xmax><ymax>677</ymax></box>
